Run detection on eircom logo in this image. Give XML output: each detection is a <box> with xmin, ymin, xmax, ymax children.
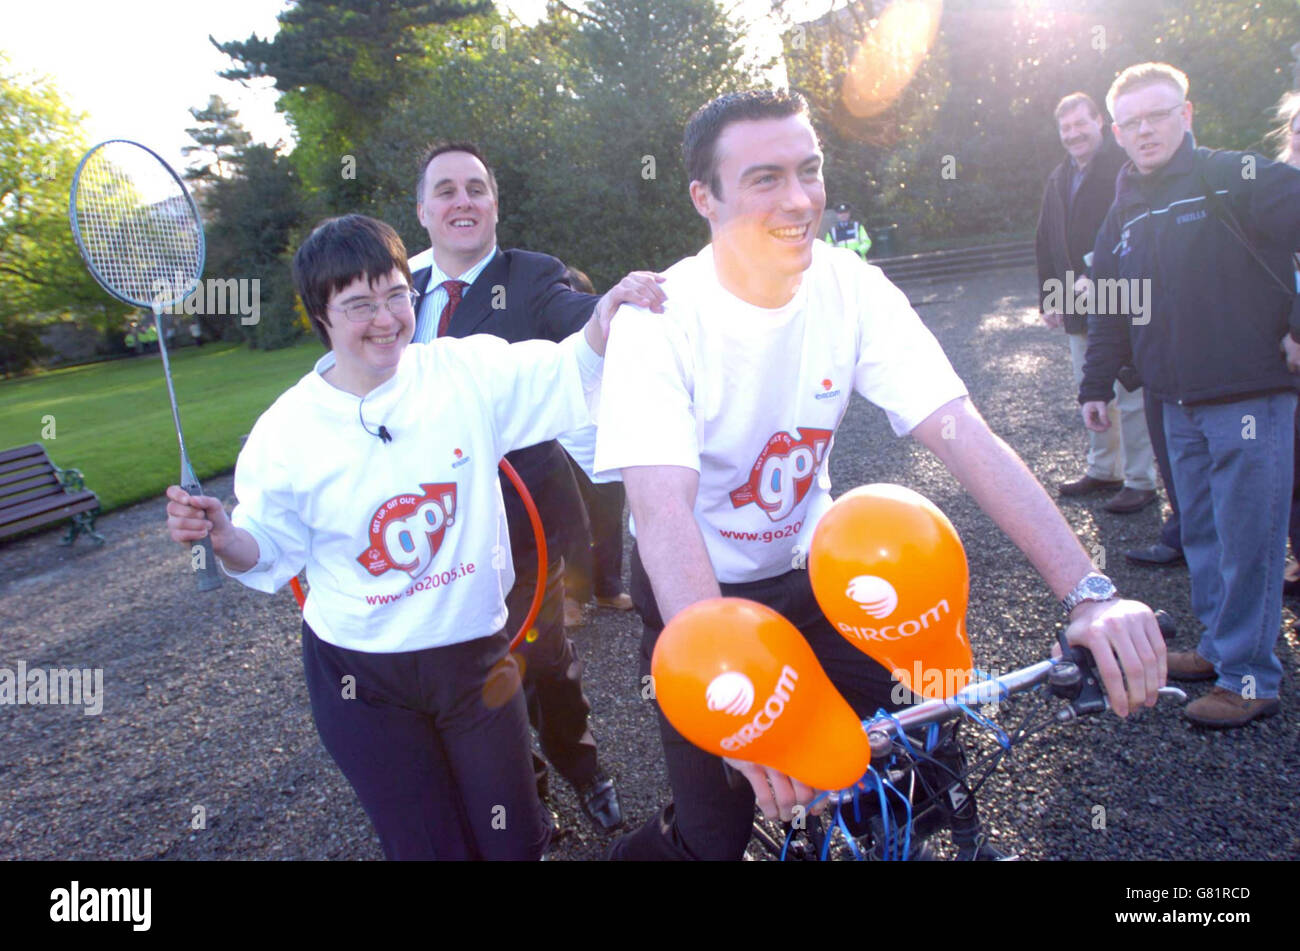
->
<box><xmin>846</xmin><ymin>575</ymin><xmax>898</xmax><ymax>619</ymax></box>
<box><xmin>837</xmin><ymin>600</ymin><xmax>951</xmax><ymax>644</ymax></box>
<box><xmin>706</xmin><ymin>671</ymin><xmax>755</xmax><ymax>716</ymax></box>
<box><xmin>718</xmin><ymin>666</ymin><xmax>799</xmax><ymax>751</ymax></box>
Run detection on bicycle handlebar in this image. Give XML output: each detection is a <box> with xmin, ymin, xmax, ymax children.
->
<box><xmin>857</xmin><ymin>609</ymin><xmax>1187</xmax><ymax>754</ymax></box>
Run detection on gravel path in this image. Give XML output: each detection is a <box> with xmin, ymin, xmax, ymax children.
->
<box><xmin>2</xmin><ymin>265</ymin><xmax>1296</xmax><ymax>861</ymax></box>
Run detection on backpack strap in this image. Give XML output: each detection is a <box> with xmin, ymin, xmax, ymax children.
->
<box><xmin>1195</xmin><ymin>150</ymin><xmax>1297</xmax><ymax>300</ymax></box>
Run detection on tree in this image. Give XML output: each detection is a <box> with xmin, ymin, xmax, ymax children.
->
<box><xmin>0</xmin><ymin>56</ymin><xmax>125</xmax><ymax>374</ymax></box>
<box><xmin>213</xmin><ymin>0</ymin><xmax>491</xmax><ymax>215</ymax></box>
<box><xmin>182</xmin><ymin>95</ymin><xmax>253</xmax><ymax>189</ymax></box>
<box><xmin>363</xmin><ymin>7</ymin><xmax>576</xmax><ymax>254</ymax></box>
<box><xmin>514</xmin><ymin>0</ymin><xmax>760</xmax><ymax>284</ymax></box>
<box><xmin>781</xmin><ymin>0</ymin><xmax>1300</xmax><ymax>249</ymax></box>
<box><xmin>203</xmin><ymin>144</ymin><xmax>306</xmax><ymax>350</ymax></box>
<box><xmin>358</xmin><ymin>0</ymin><xmax>761</xmax><ymax>285</ymax></box>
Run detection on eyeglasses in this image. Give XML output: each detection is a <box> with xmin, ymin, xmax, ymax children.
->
<box><xmin>1116</xmin><ymin>104</ymin><xmax>1184</xmax><ymax>134</ymax></box>
<box><xmin>330</xmin><ymin>290</ymin><xmax>419</xmax><ymax>323</ymax></box>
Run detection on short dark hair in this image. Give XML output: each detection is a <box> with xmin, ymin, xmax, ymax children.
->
<box><xmin>562</xmin><ymin>266</ymin><xmax>596</xmax><ymax>294</ymax></box>
<box><xmin>1054</xmin><ymin>92</ymin><xmax>1103</xmax><ymax>122</ymax></box>
<box><xmin>682</xmin><ymin>89</ymin><xmax>811</xmax><ymax>198</ymax></box>
<box><xmin>415</xmin><ymin>140</ymin><xmax>499</xmax><ymax>206</ymax></box>
<box><xmin>291</xmin><ymin>215</ymin><xmax>411</xmax><ymax>350</ymax></box>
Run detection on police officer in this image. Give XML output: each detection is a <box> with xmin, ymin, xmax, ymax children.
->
<box><xmin>824</xmin><ymin>202</ymin><xmax>871</xmax><ymax>259</ymax></box>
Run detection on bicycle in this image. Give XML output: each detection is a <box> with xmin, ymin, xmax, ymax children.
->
<box><xmin>747</xmin><ymin>611</ymin><xmax>1186</xmax><ymax>861</ymax></box>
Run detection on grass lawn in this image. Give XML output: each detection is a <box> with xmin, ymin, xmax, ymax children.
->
<box><xmin>1</xmin><ymin>340</ymin><xmax>322</xmax><ymax>513</ymax></box>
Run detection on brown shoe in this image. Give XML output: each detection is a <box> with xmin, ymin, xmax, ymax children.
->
<box><xmin>595</xmin><ymin>592</ymin><xmax>634</xmax><ymax>611</ymax></box>
<box><xmin>1167</xmin><ymin>650</ymin><xmax>1216</xmax><ymax>682</ymax></box>
<box><xmin>1104</xmin><ymin>487</ymin><xmax>1158</xmax><ymax>514</ymax></box>
<box><xmin>1058</xmin><ymin>475</ymin><xmax>1124</xmax><ymax>497</ymax></box>
<box><xmin>1184</xmin><ymin>687</ymin><xmax>1281</xmax><ymax>729</ymax></box>
<box><xmin>563</xmin><ymin>597</ymin><xmax>585</xmax><ymax>628</ymax></box>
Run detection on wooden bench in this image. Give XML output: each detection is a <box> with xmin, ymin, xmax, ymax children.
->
<box><xmin>0</xmin><ymin>444</ymin><xmax>104</xmax><ymax>546</ymax></box>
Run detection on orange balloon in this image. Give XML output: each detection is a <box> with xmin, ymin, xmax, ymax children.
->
<box><xmin>809</xmin><ymin>484</ymin><xmax>971</xmax><ymax>700</ymax></box>
<box><xmin>651</xmin><ymin>597</ymin><xmax>872</xmax><ymax>791</ymax></box>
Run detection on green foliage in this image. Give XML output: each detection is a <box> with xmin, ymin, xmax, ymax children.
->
<box><xmin>783</xmin><ymin>0</ymin><xmax>1300</xmax><ymax>248</ymax></box>
<box><xmin>182</xmin><ymin>95</ymin><xmax>253</xmax><ymax>187</ymax></box>
<box><xmin>214</xmin><ymin>0</ymin><xmax>491</xmax><ymax>216</ymax></box>
<box><xmin>515</xmin><ymin>0</ymin><xmax>759</xmax><ymax>284</ymax></box>
<box><xmin>361</xmin><ymin>0</ymin><xmax>761</xmax><ymax>286</ymax></box>
<box><xmin>201</xmin><ymin>144</ymin><xmax>306</xmax><ymax>350</ymax></box>
<box><xmin>198</xmin><ymin>0</ymin><xmax>1300</xmax><ymax>280</ymax></box>
<box><xmin>0</xmin><ymin>55</ymin><xmax>126</xmax><ymax>373</ymax></box>
<box><xmin>0</xmin><ymin>320</ymin><xmax>51</xmax><ymax>378</ymax></box>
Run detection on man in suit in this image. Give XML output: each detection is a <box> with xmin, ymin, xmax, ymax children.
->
<box><xmin>1035</xmin><ymin>91</ymin><xmax>1160</xmax><ymax>518</ymax></box>
<box><xmin>410</xmin><ymin>141</ymin><xmax>665</xmax><ymax>831</ymax></box>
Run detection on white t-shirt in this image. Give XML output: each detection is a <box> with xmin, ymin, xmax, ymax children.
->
<box><xmin>593</xmin><ymin>242</ymin><xmax>967</xmax><ymax>584</ymax></box>
<box><xmin>557</xmin><ymin>424</ymin><xmax>619</xmax><ymax>484</ymax></box>
<box><xmin>227</xmin><ymin>332</ymin><xmax>602</xmax><ymax>653</ymax></box>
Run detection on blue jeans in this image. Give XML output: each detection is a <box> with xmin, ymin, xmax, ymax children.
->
<box><xmin>1164</xmin><ymin>393</ymin><xmax>1295</xmax><ymax>698</ymax></box>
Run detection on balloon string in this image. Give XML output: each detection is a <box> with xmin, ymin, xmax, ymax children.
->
<box><xmin>833</xmin><ymin>805</ymin><xmax>863</xmax><ymax>861</ymax></box>
<box><xmin>971</xmin><ymin>667</ymin><xmax>1011</xmax><ymax>703</ymax></box>
<box><xmin>864</xmin><ymin>766</ymin><xmax>893</xmax><ymax>861</ymax></box>
<box><xmin>875</xmin><ymin>710</ymin><xmax>919</xmax><ymax>759</ymax></box>
<box><xmin>955</xmin><ymin>700</ymin><xmax>1012</xmax><ymax>749</ymax></box>
<box><xmin>880</xmin><ymin>772</ymin><xmax>913</xmax><ymax>860</ymax></box>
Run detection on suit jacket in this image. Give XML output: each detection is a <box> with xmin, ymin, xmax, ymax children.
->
<box><xmin>412</xmin><ymin>248</ymin><xmax>600</xmax><ymax>572</ymax></box>
<box><xmin>1034</xmin><ymin>136</ymin><xmax>1127</xmax><ymax>334</ymax></box>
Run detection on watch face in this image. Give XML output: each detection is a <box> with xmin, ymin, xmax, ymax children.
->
<box><xmin>1064</xmin><ymin>574</ymin><xmax>1117</xmax><ymax>613</ymax></box>
<box><xmin>1083</xmin><ymin>576</ymin><xmax>1116</xmax><ymax>598</ymax></box>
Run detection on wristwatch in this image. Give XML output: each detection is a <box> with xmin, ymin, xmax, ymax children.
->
<box><xmin>1060</xmin><ymin>571</ymin><xmax>1118</xmax><ymax>616</ymax></box>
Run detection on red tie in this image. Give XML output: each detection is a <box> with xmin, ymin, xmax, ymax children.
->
<box><xmin>436</xmin><ymin>280</ymin><xmax>468</xmax><ymax>338</ymax></box>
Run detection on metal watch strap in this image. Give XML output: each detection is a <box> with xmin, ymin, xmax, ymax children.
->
<box><xmin>1060</xmin><ymin>571</ymin><xmax>1118</xmax><ymax>615</ymax></box>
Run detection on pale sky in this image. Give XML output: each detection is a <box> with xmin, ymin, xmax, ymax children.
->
<box><xmin>3</xmin><ymin>0</ymin><xmax>833</xmax><ymax>174</ymax></box>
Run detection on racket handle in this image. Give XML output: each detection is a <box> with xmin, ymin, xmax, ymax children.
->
<box><xmin>181</xmin><ymin>476</ymin><xmax>224</xmax><ymax>592</ymax></box>
<box><xmin>193</xmin><ymin>534</ymin><xmax>222</xmax><ymax>591</ymax></box>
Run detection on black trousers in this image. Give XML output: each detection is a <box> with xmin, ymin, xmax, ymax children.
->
<box><xmin>301</xmin><ymin>622</ymin><xmax>549</xmax><ymax>860</ymax></box>
<box><xmin>1143</xmin><ymin>389</ymin><xmax>1183</xmax><ymax>553</ymax></box>
<box><xmin>507</xmin><ymin>557</ymin><xmax>600</xmax><ymax>787</ymax></box>
<box><xmin>608</xmin><ymin>547</ymin><xmax>900</xmax><ymax>861</ymax></box>
<box><xmin>563</xmin><ymin>460</ymin><xmax>628</xmax><ymax>602</ymax></box>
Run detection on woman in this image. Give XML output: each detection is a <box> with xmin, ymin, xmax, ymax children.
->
<box><xmin>164</xmin><ymin>215</ymin><xmax>632</xmax><ymax>859</ymax></box>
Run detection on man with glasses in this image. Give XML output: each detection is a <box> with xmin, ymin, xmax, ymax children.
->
<box><xmin>408</xmin><ymin>141</ymin><xmax>665</xmax><ymax>831</ymax></box>
<box><xmin>1080</xmin><ymin>63</ymin><xmax>1300</xmax><ymax>728</ymax></box>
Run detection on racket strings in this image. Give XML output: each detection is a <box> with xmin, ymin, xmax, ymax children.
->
<box><xmin>72</xmin><ymin>142</ymin><xmax>203</xmax><ymax>308</ymax></box>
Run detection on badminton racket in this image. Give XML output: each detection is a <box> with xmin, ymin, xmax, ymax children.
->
<box><xmin>68</xmin><ymin>139</ymin><xmax>221</xmax><ymax>590</ymax></box>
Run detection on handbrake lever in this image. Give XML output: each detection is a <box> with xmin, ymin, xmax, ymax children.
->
<box><xmin>1052</xmin><ymin>609</ymin><xmax>1186</xmax><ymax>719</ymax></box>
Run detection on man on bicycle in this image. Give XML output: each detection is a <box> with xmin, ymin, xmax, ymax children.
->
<box><xmin>594</xmin><ymin>89</ymin><xmax>1167</xmax><ymax>861</ymax></box>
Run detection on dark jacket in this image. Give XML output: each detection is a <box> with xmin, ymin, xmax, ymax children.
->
<box><xmin>412</xmin><ymin>248</ymin><xmax>599</xmax><ymax>569</ymax></box>
<box><xmin>1080</xmin><ymin>134</ymin><xmax>1300</xmax><ymax>406</ymax></box>
<box><xmin>1035</xmin><ymin>136</ymin><xmax>1127</xmax><ymax>334</ymax></box>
